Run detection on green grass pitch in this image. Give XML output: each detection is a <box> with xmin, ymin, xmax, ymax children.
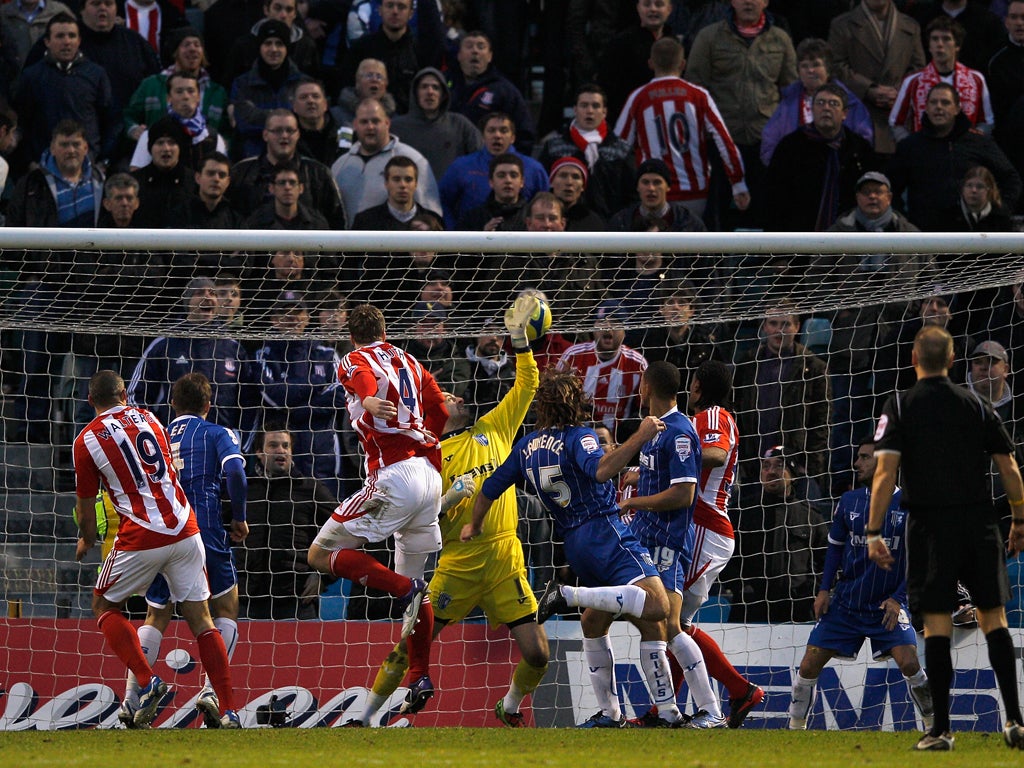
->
<box><xmin>0</xmin><ymin>729</ymin><xmax>1019</xmax><ymax>768</ymax></box>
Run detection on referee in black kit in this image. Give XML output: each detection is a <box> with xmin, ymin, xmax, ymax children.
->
<box><xmin>866</xmin><ymin>325</ymin><xmax>1024</xmax><ymax>751</ymax></box>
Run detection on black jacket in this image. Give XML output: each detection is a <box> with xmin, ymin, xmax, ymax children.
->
<box><xmin>238</xmin><ymin>472</ymin><xmax>337</xmax><ymax>620</ymax></box>
<box><xmin>888</xmin><ymin>112</ymin><xmax>1022</xmax><ymax>231</ymax></box>
<box><xmin>764</xmin><ymin>125</ymin><xmax>878</xmax><ymax>232</ymax></box>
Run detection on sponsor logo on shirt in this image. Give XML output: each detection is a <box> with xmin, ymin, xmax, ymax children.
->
<box><xmin>675</xmin><ymin>435</ymin><xmax>692</xmax><ymax>461</ymax></box>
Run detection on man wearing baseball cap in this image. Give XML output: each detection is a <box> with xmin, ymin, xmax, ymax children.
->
<box><xmin>829</xmin><ymin>172</ymin><xmax>919</xmax><ymax>233</ymax></box>
<box><xmin>967</xmin><ymin>341</ymin><xmax>1013</xmax><ymax>424</ymax></box>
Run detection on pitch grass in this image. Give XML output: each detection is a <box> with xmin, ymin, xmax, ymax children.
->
<box><xmin>0</xmin><ymin>729</ymin><xmax>1020</xmax><ymax>768</ymax></box>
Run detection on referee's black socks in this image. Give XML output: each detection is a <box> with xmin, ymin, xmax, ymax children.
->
<box><xmin>924</xmin><ymin>636</ymin><xmax>953</xmax><ymax>735</ymax></box>
<box><xmin>987</xmin><ymin>627</ymin><xmax>1024</xmax><ymax>725</ymax></box>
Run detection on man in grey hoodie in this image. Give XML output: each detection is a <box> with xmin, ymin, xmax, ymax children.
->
<box><xmin>391</xmin><ymin>67</ymin><xmax>483</xmax><ymax>183</ymax></box>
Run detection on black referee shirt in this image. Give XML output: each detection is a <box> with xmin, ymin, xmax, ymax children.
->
<box><xmin>875</xmin><ymin>376</ymin><xmax>1014</xmax><ymax>511</ymax></box>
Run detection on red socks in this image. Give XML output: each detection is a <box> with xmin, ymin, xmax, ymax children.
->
<box><xmin>98</xmin><ymin>610</ymin><xmax>151</xmax><ymax>688</ymax></box>
<box><xmin>330</xmin><ymin>549</ymin><xmax>411</xmax><ymax>596</ymax></box>
<box><xmin>197</xmin><ymin>628</ymin><xmax>235</xmax><ymax>712</ymax></box>
<box><xmin>406</xmin><ymin>599</ymin><xmax>434</xmax><ymax>680</ymax></box>
<box><xmin>689</xmin><ymin>626</ymin><xmax>749</xmax><ymax>699</ymax></box>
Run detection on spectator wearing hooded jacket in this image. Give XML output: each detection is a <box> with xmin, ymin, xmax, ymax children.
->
<box><xmin>391</xmin><ymin>67</ymin><xmax>483</xmax><ymax>183</ymax></box>
<box><xmin>337</xmin><ymin>0</ymin><xmax>446</xmax><ymax>115</ymax></box>
<box><xmin>229</xmin><ymin>19</ymin><xmax>305</xmax><ymax>160</ymax></box>
<box><xmin>224</xmin><ymin>0</ymin><xmax>320</xmax><ymax>84</ymax></box>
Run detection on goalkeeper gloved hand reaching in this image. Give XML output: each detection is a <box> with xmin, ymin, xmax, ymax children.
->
<box><xmin>505</xmin><ymin>295</ymin><xmax>541</xmax><ymax>352</ymax></box>
<box><xmin>441</xmin><ymin>473</ymin><xmax>477</xmax><ymax>513</ymax></box>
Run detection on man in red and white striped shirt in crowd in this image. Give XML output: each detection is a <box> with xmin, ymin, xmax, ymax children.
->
<box><xmin>307</xmin><ymin>303</ymin><xmax>450</xmax><ymax>719</ymax></box>
<box><xmin>682</xmin><ymin>360</ymin><xmax>765</xmax><ymax>728</ymax></box>
<box><xmin>614</xmin><ymin>36</ymin><xmax>749</xmax><ymax>220</ymax></box>
<box><xmin>888</xmin><ymin>16</ymin><xmax>992</xmax><ymax>143</ymax></box>
<box><xmin>73</xmin><ymin>370</ymin><xmax>239</xmax><ymax>728</ymax></box>
<box><xmin>557</xmin><ymin>300</ymin><xmax>648</xmax><ymax>436</ymax></box>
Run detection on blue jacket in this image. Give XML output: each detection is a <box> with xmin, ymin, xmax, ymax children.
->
<box><xmin>14</xmin><ymin>52</ymin><xmax>119</xmax><ymax>161</ymax></box>
<box><xmin>439</xmin><ymin>147</ymin><xmax>549</xmax><ymax>229</ymax></box>
<box><xmin>760</xmin><ymin>79</ymin><xmax>874</xmax><ymax>166</ymax></box>
<box><xmin>128</xmin><ymin>328</ymin><xmax>260</xmax><ymax>438</ymax></box>
<box><xmin>256</xmin><ymin>337</ymin><xmax>346</xmax><ymax>484</ymax></box>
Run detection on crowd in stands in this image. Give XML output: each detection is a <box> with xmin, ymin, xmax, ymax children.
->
<box><xmin>2</xmin><ymin>0</ymin><xmax>1024</xmax><ymax>623</ymax></box>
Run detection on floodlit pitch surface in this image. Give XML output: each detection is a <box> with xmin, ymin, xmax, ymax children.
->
<box><xmin>0</xmin><ymin>729</ymin><xmax>1020</xmax><ymax>767</ymax></box>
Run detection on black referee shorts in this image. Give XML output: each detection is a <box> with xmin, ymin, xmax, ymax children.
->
<box><xmin>907</xmin><ymin>509</ymin><xmax>1010</xmax><ymax>615</ymax></box>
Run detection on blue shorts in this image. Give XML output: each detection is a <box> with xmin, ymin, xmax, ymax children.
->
<box><xmin>807</xmin><ymin>602</ymin><xmax>917</xmax><ymax>660</ymax></box>
<box><xmin>645</xmin><ymin>544</ymin><xmax>685</xmax><ymax>594</ymax></box>
<box><xmin>564</xmin><ymin>515</ymin><xmax>659</xmax><ymax>588</ymax></box>
<box><xmin>146</xmin><ymin>528</ymin><xmax>237</xmax><ymax>608</ymax></box>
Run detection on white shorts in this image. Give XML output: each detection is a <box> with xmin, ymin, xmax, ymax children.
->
<box><xmin>313</xmin><ymin>455</ymin><xmax>442</xmax><ymax>556</ymax></box>
<box><xmin>95</xmin><ymin>534</ymin><xmax>209</xmax><ymax>605</ymax></box>
<box><xmin>681</xmin><ymin>525</ymin><xmax>735</xmax><ymax>625</ymax></box>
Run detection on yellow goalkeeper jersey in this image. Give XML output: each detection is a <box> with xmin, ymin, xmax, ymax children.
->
<box><xmin>437</xmin><ymin>349</ymin><xmax>538</xmax><ymax>566</ymax></box>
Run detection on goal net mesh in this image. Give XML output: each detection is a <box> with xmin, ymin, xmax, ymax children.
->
<box><xmin>1</xmin><ymin>229</ymin><xmax>1023</xmax><ymax>730</ymax></box>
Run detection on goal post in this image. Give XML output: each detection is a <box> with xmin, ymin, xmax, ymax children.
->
<box><xmin>1</xmin><ymin>227</ymin><xmax>1023</xmax><ymax>729</ymax></box>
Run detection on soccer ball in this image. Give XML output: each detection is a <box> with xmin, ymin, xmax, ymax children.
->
<box><xmin>525</xmin><ymin>298</ymin><xmax>552</xmax><ymax>342</ymax></box>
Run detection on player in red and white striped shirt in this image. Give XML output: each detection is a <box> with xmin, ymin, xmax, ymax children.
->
<box><xmin>681</xmin><ymin>361</ymin><xmax>764</xmax><ymax>728</ymax></box>
<box><xmin>74</xmin><ymin>370</ymin><xmax>238</xmax><ymax>728</ymax></box>
<box><xmin>614</xmin><ymin>36</ymin><xmax>748</xmax><ymax>218</ymax></box>
<box><xmin>888</xmin><ymin>17</ymin><xmax>993</xmax><ymax>143</ymax></box>
<box><xmin>556</xmin><ymin>301</ymin><xmax>648</xmax><ymax>433</ymax></box>
<box><xmin>307</xmin><ymin>304</ymin><xmax>449</xmax><ymax>718</ymax></box>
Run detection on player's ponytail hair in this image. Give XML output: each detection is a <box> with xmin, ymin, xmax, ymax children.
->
<box><xmin>534</xmin><ymin>369</ymin><xmax>591</xmax><ymax>430</ymax></box>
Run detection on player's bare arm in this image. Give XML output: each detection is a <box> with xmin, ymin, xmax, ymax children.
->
<box><xmin>867</xmin><ymin>452</ymin><xmax>900</xmax><ymax>570</ymax></box>
<box><xmin>75</xmin><ymin>497</ymin><xmax>97</xmax><ymax>561</ymax></box>
<box><xmin>994</xmin><ymin>452</ymin><xmax>1024</xmax><ymax>554</ymax></box>
<box><xmin>813</xmin><ymin>589</ymin><xmax>830</xmax><ymax>619</ymax></box>
<box><xmin>701</xmin><ymin>446</ymin><xmax>728</xmax><ymax>469</ymax></box>
<box><xmin>595</xmin><ymin>416</ymin><xmax>665</xmax><ymax>482</ymax></box>
<box><xmin>461</xmin><ymin>492</ymin><xmax>495</xmax><ymax>541</ymax></box>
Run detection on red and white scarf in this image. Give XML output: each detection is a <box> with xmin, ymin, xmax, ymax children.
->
<box><xmin>126</xmin><ymin>0</ymin><xmax>161</xmax><ymax>52</ymax></box>
<box><xmin>569</xmin><ymin>120</ymin><xmax>607</xmax><ymax>170</ymax></box>
<box><xmin>910</xmin><ymin>62</ymin><xmax>982</xmax><ymax>129</ymax></box>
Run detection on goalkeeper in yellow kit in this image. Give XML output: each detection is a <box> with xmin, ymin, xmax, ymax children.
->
<box><xmin>343</xmin><ymin>295</ymin><xmax>549</xmax><ymax>727</ymax></box>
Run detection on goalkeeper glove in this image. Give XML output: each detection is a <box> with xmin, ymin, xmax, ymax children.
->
<box><xmin>441</xmin><ymin>473</ymin><xmax>476</xmax><ymax>513</ymax></box>
<box><xmin>505</xmin><ymin>295</ymin><xmax>540</xmax><ymax>351</ymax></box>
